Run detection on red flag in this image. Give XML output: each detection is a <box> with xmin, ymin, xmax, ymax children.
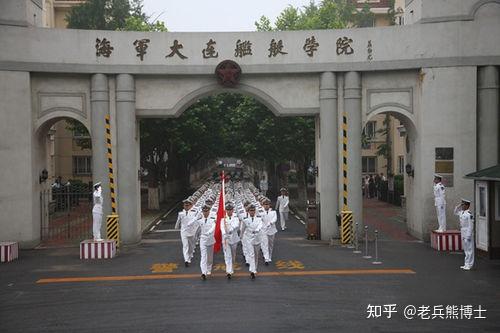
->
<box><xmin>214</xmin><ymin>171</ymin><xmax>225</xmax><ymax>253</ymax></box>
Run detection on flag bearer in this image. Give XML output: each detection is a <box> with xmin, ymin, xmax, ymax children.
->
<box><xmin>175</xmin><ymin>198</ymin><xmax>198</xmax><ymax>267</ymax></box>
<box><xmin>243</xmin><ymin>204</ymin><xmax>263</xmax><ymax>279</ymax></box>
<box><xmin>454</xmin><ymin>199</ymin><xmax>475</xmax><ymax>270</ymax></box>
<box><xmin>221</xmin><ymin>202</ymin><xmax>240</xmax><ymax>279</ymax></box>
<box><xmin>197</xmin><ymin>205</ymin><xmax>216</xmax><ymax>280</ymax></box>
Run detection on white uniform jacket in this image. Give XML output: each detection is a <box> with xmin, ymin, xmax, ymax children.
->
<box><xmin>276</xmin><ymin>195</ymin><xmax>290</xmax><ymax>212</ymax></box>
<box><xmin>433</xmin><ymin>182</ymin><xmax>446</xmax><ymax>206</ymax></box>
<box><xmin>243</xmin><ymin>216</ymin><xmax>263</xmax><ymax>245</ymax></box>
<box><xmin>92</xmin><ymin>188</ymin><xmax>103</xmax><ymax>214</ymax></box>
<box><xmin>222</xmin><ymin>215</ymin><xmax>241</xmax><ymax>244</ymax></box>
<box><xmin>261</xmin><ymin>209</ymin><xmax>278</xmax><ymax>236</ymax></box>
<box><xmin>197</xmin><ymin>216</ymin><xmax>216</xmax><ymax>246</ymax></box>
<box><xmin>454</xmin><ymin>206</ymin><xmax>474</xmax><ymax>238</ymax></box>
<box><xmin>175</xmin><ymin>209</ymin><xmax>198</xmax><ymax>237</ymax></box>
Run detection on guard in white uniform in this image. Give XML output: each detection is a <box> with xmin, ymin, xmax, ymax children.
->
<box><xmin>454</xmin><ymin>199</ymin><xmax>474</xmax><ymax>270</ymax></box>
<box><xmin>175</xmin><ymin>199</ymin><xmax>198</xmax><ymax>267</ymax></box>
<box><xmin>221</xmin><ymin>203</ymin><xmax>240</xmax><ymax>279</ymax></box>
<box><xmin>242</xmin><ymin>204</ymin><xmax>263</xmax><ymax>279</ymax></box>
<box><xmin>275</xmin><ymin>188</ymin><xmax>290</xmax><ymax>231</ymax></box>
<box><xmin>92</xmin><ymin>182</ymin><xmax>104</xmax><ymax>241</ymax></box>
<box><xmin>238</xmin><ymin>201</ymin><xmax>252</xmax><ymax>266</ymax></box>
<box><xmin>197</xmin><ymin>205</ymin><xmax>216</xmax><ymax>280</ymax></box>
<box><xmin>260</xmin><ymin>199</ymin><xmax>278</xmax><ymax>264</ymax></box>
<box><xmin>433</xmin><ymin>174</ymin><xmax>447</xmax><ymax>232</ymax></box>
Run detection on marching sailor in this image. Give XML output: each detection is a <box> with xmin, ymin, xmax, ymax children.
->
<box><xmin>197</xmin><ymin>205</ymin><xmax>216</xmax><ymax>280</ymax></box>
<box><xmin>276</xmin><ymin>188</ymin><xmax>290</xmax><ymax>231</ymax></box>
<box><xmin>433</xmin><ymin>174</ymin><xmax>447</xmax><ymax>232</ymax></box>
<box><xmin>242</xmin><ymin>204</ymin><xmax>263</xmax><ymax>279</ymax></box>
<box><xmin>175</xmin><ymin>198</ymin><xmax>198</xmax><ymax>267</ymax></box>
<box><xmin>260</xmin><ymin>198</ymin><xmax>278</xmax><ymax>265</ymax></box>
<box><xmin>454</xmin><ymin>199</ymin><xmax>475</xmax><ymax>270</ymax></box>
<box><xmin>221</xmin><ymin>202</ymin><xmax>241</xmax><ymax>279</ymax></box>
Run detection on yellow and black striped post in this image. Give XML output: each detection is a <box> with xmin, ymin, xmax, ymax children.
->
<box><xmin>342</xmin><ymin>111</ymin><xmax>348</xmax><ymax>211</ymax></box>
<box><xmin>340</xmin><ymin>210</ymin><xmax>353</xmax><ymax>245</ymax></box>
<box><xmin>105</xmin><ymin>114</ymin><xmax>119</xmax><ymax>246</ymax></box>
<box><xmin>106</xmin><ymin>214</ymin><xmax>120</xmax><ymax>246</ymax></box>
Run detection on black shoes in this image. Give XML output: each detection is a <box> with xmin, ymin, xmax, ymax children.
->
<box><xmin>185</xmin><ymin>261</ymin><xmax>189</xmax><ymax>267</ymax></box>
<box><xmin>245</xmin><ymin>263</ymin><xmax>250</xmax><ymax>267</ymax></box>
<box><xmin>227</xmin><ymin>273</ymin><xmax>232</xmax><ymax>279</ymax></box>
<box><xmin>201</xmin><ymin>274</ymin><xmax>206</xmax><ymax>280</ymax></box>
<box><xmin>264</xmin><ymin>261</ymin><xmax>269</xmax><ymax>266</ymax></box>
<box><xmin>250</xmin><ymin>272</ymin><xmax>256</xmax><ymax>279</ymax></box>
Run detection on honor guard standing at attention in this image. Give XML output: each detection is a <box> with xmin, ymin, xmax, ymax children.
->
<box><xmin>260</xmin><ymin>199</ymin><xmax>277</xmax><ymax>265</ymax></box>
<box><xmin>221</xmin><ymin>202</ymin><xmax>240</xmax><ymax>279</ymax></box>
<box><xmin>454</xmin><ymin>199</ymin><xmax>475</xmax><ymax>270</ymax></box>
<box><xmin>243</xmin><ymin>204</ymin><xmax>263</xmax><ymax>279</ymax></box>
<box><xmin>175</xmin><ymin>198</ymin><xmax>198</xmax><ymax>267</ymax></box>
<box><xmin>276</xmin><ymin>188</ymin><xmax>290</xmax><ymax>231</ymax></box>
<box><xmin>433</xmin><ymin>174</ymin><xmax>447</xmax><ymax>232</ymax></box>
<box><xmin>92</xmin><ymin>182</ymin><xmax>104</xmax><ymax>241</ymax></box>
<box><xmin>238</xmin><ymin>201</ymin><xmax>252</xmax><ymax>266</ymax></box>
<box><xmin>197</xmin><ymin>205</ymin><xmax>216</xmax><ymax>280</ymax></box>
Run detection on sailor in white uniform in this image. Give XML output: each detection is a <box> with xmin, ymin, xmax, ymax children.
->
<box><xmin>454</xmin><ymin>199</ymin><xmax>475</xmax><ymax>270</ymax></box>
<box><xmin>242</xmin><ymin>204</ymin><xmax>263</xmax><ymax>279</ymax></box>
<box><xmin>433</xmin><ymin>174</ymin><xmax>447</xmax><ymax>232</ymax></box>
<box><xmin>260</xmin><ymin>199</ymin><xmax>278</xmax><ymax>264</ymax></box>
<box><xmin>197</xmin><ymin>205</ymin><xmax>216</xmax><ymax>280</ymax></box>
<box><xmin>221</xmin><ymin>202</ymin><xmax>241</xmax><ymax>279</ymax></box>
<box><xmin>92</xmin><ymin>182</ymin><xmax>104</xmax><ymax>241</ymax></box>
<box><xmin>175</xmin><ymin>198</ymin><xmax>198</xmax><ymax>267</ymax></box>
<box><xmin>275</xmin><ymin>188</ymin><xmax>290</xmax><ymax>231</ymax></box>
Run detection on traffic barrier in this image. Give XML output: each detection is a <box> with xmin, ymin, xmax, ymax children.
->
<box><xmin>362</xmin><ymin>226</ymin><xmax>372</xmax><ymax>259</ymax></box>
<box><xmin>0</xmin><ymin>242</ymin><xmax>18</xmax><ymax>263</ymax></box>
<box><xmin>80</xmin><ymin>239</ymin><xmax>116</xmax><ymax>259</ymax></box>
<box><xmin>372</xmin><ymin>230</ymin><xmax>382</xmax><ymax>265</ymax></box>
<box><xmin>352</xmin><ymin>222</ymin><xmax>362</xmax><ymax>254</ymax></box>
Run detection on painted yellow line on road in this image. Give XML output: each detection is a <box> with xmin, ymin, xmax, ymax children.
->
<box><xmin>36</xmin><ymin>268</ymin><xmax>415</xmax><ymax>284</ymax></box>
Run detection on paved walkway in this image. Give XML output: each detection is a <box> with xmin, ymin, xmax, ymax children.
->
<box><xmin>363</xmin><ymin>198</ymin><xmax>416</xmax><ymax>241</ymax></box>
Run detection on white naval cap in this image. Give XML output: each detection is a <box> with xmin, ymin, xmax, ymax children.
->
<box><xmin>93</xmin><ymin>182</ymin><xmax>101</xmax><ymax>187</ymax></box>
<box><xmin>433</xmin><ymin>174</ymin><xmax>442</xmax><ymax>179</ymax></box>
<box><xmin>461</xmin><ymin>198</ymin><xmax>471</xmax><ymax>204</ymax></box>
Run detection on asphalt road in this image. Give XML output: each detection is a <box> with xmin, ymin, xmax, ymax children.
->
<box><xmin>1</xmin><ymin>210</ymin><xmax>500</xmax><ymax>332</ymax></box>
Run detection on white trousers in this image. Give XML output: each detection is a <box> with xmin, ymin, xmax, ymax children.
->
<box><xmin>267</xmin><ymin>234</ymin><xmax>275</xmax><ymax>261</ymax></box>
<box><xmin>260</xmin><ymin>233</ymin><xmax>270</xmax><ymax>262</ymax></box>
<box><xmin>230</xmin><ymin>243</ymin><xmax>237</xmax><ymax>264</ymax></box>
<box><xmin>462</xmin><ymin>236</ymin><xmax>475</xmax><ymax>268</ymax></box>
<box><xmin>280</xmin><ymin>211</ymin><xmax>289</xmax><ymax>230</ymax></box>
<box><xmin>436</xmin><ymin>205</ymin><xmax>446</xmax><ymax>231</ymax></box>
<box><xmin>200</xmin><ymin>243</ymin><xmax>214</xmax><ymax>275</ymax></box>
<box><xmin>223</xmin><ymin>241</ymin><xmax>234</xmax><ymax>274</ymax></box>
<box><xmin>245</xmin><ymin>242</ymin><xmax>261</xmax><ymax>274</ymax></box>
<box><xmin>92</xmin><ymin>212</ymin><xmax>103</xmax><ymax>240</ymax></box>
<box><xmin>181</xmin><ymin>233</ymin><xmax>195</xmax><ymax>263</ymax></box>
<box><xmin>242</xmin><ymin>237</ymin><xmax>251</xmax><ymax>264</ymax></box>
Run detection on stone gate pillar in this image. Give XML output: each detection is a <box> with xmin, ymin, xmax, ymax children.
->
<box><xmin>319</xmin><ymin>72</ymin><xmax>339</xmax><ymax>240</ymax></box>
<box><xmin>90</xmin><ymin>74</ymin><xmax>111</xmax><ymax>218</ymax></box>
<box><xmin>478</xmin><ymin>66</ymin><xmax>499</xmax><ymax>168</ymax></box>
<box><xmin>344</xmin><ymin>71</ymin><xmax>363</xmax><ymax>236</ymax></box>
<box><xmin>116</xmin><ymin>74</ymin><xmax>140</xmax><ymax>245</ymax></box>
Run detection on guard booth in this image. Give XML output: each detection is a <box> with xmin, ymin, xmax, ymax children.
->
<box><xmin>465</xmin><ymin>165</ymin><xmax>500</xmax><ymax>259</ymax></box>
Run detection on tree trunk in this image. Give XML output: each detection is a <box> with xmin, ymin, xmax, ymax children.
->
<box><xmin>148</xmin><ymin>187</ymin><xmax>160</xmax><ymax>210</ymax></box>
<box><xmin>296</xmin><ymin>159</ymin><xmax>308</xmax><ymax>212</ymax></box>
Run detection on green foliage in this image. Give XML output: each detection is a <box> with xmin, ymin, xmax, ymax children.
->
<box><xmin>66</xmin><ymin>0</ymin><xmax>167</xmax><ymax>31</ymax></box>
<box><xmin>255</xmin><ymin>0</ymin><xmax>376</xmax><ymax>31</ymax></box>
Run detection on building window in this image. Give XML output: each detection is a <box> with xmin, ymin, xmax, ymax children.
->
<box><xmin>73</xmin><ymin>156</ymin><xmax>92</xmax><ymax>175</ymax></box>
<box><xmin>362</xmin><ymin>156</ymin><xmax>377</xmax><ymax>173</ymax></box>
<box><xmin>435</xmin><ymin>147</ymin><xmax>454</xmax><ymax>187</ymax></box>
<box><xmin>363</xmin><ymin>121</ymin><xmax>377</xmax><ymax>140</ymax></box>
<box><xmin>398</xmin><ymin>156</ymin><xmax>404</xmax><ymax>174</ymax></box>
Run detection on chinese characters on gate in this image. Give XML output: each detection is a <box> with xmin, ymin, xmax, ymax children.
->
<box><xmin>95</xmin><ymin>36</ymin><xmax>360</xmax><ymax>61</ymax></box>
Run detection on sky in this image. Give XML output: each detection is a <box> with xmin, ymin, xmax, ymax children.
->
<box><xmin>142</xmin><ymin>0</ymin><xmax>313</xmax><ymax>32</ymax></box>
